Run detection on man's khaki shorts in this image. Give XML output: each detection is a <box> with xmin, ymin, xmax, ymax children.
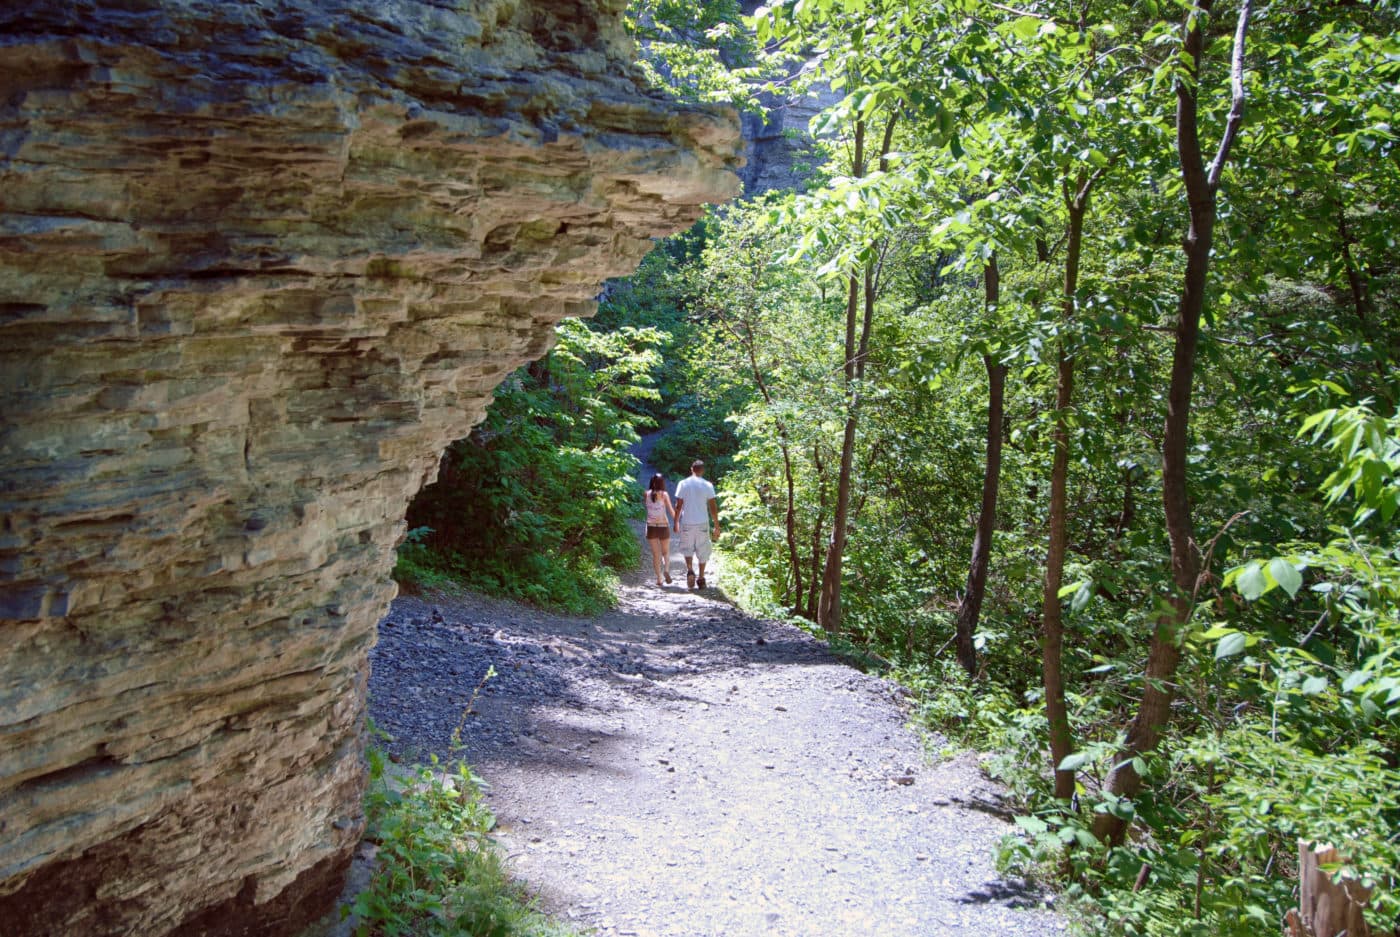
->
<box><xmin>676</xmin><ymin>525</ymin><xmax>712</xmax><ymax>563</ymax></box>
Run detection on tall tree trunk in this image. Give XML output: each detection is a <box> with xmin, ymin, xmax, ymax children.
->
<box><xmin>1094</xmin><ymin>0</ymin><xmax>1253</xmax><ymax>845</ymax></box>
<box><xmin>818</xmin><ymin>112</ymin><xmax>896</xmax><ymax>635</ymax></box>
<box><xmin>1041</xmin><ymin>178</ymin><xmax>1096</xmax><ymax>802</ymax></box>
<box><xmin>737</xmin><ymin>317</ymin><xmax>805</xmax><ymax>616</ymax></box>
<box><xmin>1338</xmin><ymin>206</ymin><xmax>1372</xmax><ymax>324</ymax></box>
<box><xmin>781</xmin><ymin>441</ymin><xmax>803</xmax><ymax>613</ymax></box>
<box><xmin>953</xmin><ymin>255</ymin><xmax>1004</xmax><ymax>677</ymax></box>
<box><xmin>1041</xmin><ymin>348</ymin><xmax>1077</xmax><ymax>801</ymax></box>
<box><xmin>818</xmin><ymin>268</ymin><xmax>863</xmax><ymax>634</ymax></box>
<box><xmin>1338</xmin><ymin>204</ymin><xmax>1396</xmax><ymax>408</ymax></box>
<box><xmin>816</xmin><ymin>109</ymin><xmax>867</xmax><ymax>635</ymax></box>
<box><xmin>807</xmin><ymin>442</ymin><xmax>828</xmax><ymax>620</ymax></box>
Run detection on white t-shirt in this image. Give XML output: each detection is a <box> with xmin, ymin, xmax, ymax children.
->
<box><xmin>674</xmin><ymin>474</ymin><xmax>716</xmax><ymax>527</ymax></box>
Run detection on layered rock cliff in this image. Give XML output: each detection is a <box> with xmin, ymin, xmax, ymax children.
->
<box><xmin>0</xmin><ymin>2</ymin><xmax>739</xmax><ymax>934</ymax></box>
<box><xmin>736</xmin><ymin>80</ymin><xmax>840</xmax><ymax>195</ymax></box>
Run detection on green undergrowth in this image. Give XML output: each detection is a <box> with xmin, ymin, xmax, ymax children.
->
<box><xmin>393</xmin><ymin>539</ymin><xmax>621</xmax><ymax>616</ymax></box>
<box><xmin>351</xmin><ymin>745</ymin><xmax>577</xmax><ymax>937</ymax></box>
<box><xmin>399</xmin><ymin>315</ymin><xmax>654</xmax><ymax>616</ymax></box>
<box><xmin>392</xmin><ymin>541</ymin><xmax>463</xmax><ymax>596</ymax></box>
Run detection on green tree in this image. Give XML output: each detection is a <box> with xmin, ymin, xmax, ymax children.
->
<box><xmin>1093</xmin><ymin>0</ymin><xmax>1255</xmax><ymax>845</ymax></box>
<box><xmin>622</xmin><ymin>0</ymin><xmax>1400</xmax><ymax>928</ymax></box>
<box><xmin>401</xmin><ymin>320</ymin><xmax>663</xmax><ymax>613</ymax></box>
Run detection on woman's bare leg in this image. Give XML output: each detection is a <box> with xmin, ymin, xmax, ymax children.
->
<box><xmin>649</xmin><ymin>537</ymin><xmax>664</xmax><ymax>584</ymax></box>
<box><xmin>660</xmin><ymin>538</ymin><xmax>672</xmax><ymax>582</ymax></box>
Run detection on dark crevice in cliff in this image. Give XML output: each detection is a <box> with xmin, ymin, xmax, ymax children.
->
<box><xmin>13</xmin><ymin>753</ymin><xmax>124</xmax><ymax>795</ymax></box>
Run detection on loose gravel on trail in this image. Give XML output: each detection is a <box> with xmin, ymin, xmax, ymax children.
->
<box><xmin>368</xmin><ymin>541</ymin><xmax>1065</xmax><ymax>937</ymax></box>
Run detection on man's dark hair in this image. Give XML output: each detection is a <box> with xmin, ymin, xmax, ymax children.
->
<box><xmin>691</xmin><ymin>460</ymin><xmax>705</xmax><ymax>471</ymax></box>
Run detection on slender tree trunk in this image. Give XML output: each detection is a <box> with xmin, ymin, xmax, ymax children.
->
<box><xmin>1041</xmin><ymin>343</ymin><xmax>1077</xmax><ymax>801</ymax></box>
<box><xmin>819</xmin><ymin>112</ymin><xmax>897</xmax><ymax>635</ymax></box>
<box><xmin>1338</xmin><ymin>207</ymin><xmax>1372</xmax><ymax>323</ymax></box>
<box><xmin>781</xmin><ymin>443</ymin><xmax>802</xmax><ymax>612</ymax></box>
<box><xmin>1094</xmin><ymin>0</ymin><xmax>1253</xmax><ymax>844</ymax></box>
<box><xmin>818</xmin><ymin>269</ymin><xmax>863</xmax><ymax>634</ymax></box>
<box><xmin>807</xmin><ymin>442</ymin><xmax>828</xmax><ymax>620</ymax></box>
<box><xmin>738</xmin><ymin>318</ymin><xmax>804</xmax><ymax>616</ymax></box>
<box><xmin>1338</xmin><ymin>205</ymin><xmax>1395</xmax><ymax>407</ymax></box>
<box><xmin>1040</xmin><ymin>161</ymin><xmax>1116</xmax><ymax>802</ymax></box>
<box><xmin>808</xmin><ymin>519</ymin><xmax>824</xmax><ymax>619</ymax></box>
<box><xmin>816</xmin><ymin>105</ymin><xmax>867</xmax><ymax>635</ymax></box>
<box><xmin>1041</xmin><ymin>183</ymin><xmax>1093</xmax><ymax>802</ymax></box>
<box><xmin>953</xmin><ymin>255</ymin><xmax>1004</xmax><ymax>677</ymax></box>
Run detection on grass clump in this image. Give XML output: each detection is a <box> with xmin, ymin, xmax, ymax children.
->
<box><xmin>351</xmin><ymin>746</ymin><xmax>575</xmax><ymax>937</ymax></box>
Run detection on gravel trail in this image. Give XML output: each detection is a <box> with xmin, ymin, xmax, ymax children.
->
<box><xmin>368</xmin><ymin>428</ymin><xmax>1062</xmax><ymax>935</ymax></box>
<box><xmin>369</xmin><ymin>546</ymin><xmax>1064</xmax><ymax>936</ymax></box>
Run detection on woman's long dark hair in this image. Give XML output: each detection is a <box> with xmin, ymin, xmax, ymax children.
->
<box><xmin>648</xmin><ymin>473</ymin><xmax>666</xmax><ymax>502</ymax></box>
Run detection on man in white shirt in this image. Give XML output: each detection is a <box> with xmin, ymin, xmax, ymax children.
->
<box><xmin>672</xmin><ymin>459</ymin><xmax>719</xmax><ymax>590</ymax></box>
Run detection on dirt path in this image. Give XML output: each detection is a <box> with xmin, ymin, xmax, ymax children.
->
<box><xmin>367</xmin><ymin>438</ymin><xmax>1064</xmax><ymax>935</ymax></box>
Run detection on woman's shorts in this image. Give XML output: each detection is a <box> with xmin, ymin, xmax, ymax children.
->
<box><xmin>646</xmin><ymin>525</ymin><xmax>670</xmax><ymax>541</ymax></box>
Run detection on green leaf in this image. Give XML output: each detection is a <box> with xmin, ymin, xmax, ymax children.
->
<box><xmin>1341</xmin><ymin>670</ymin><xmax>1368</xmax><ymax>692</ymax></box>
<box><xmin>1269</xmin><ymin>558</ymin><xmax>1303</xmax><ymax>598</ymax></box>
<box><xmin>1235</xmin><ymin>563</ymin><xmax>1268</xmax><ymax>600</ymax></box>
<box><xmin>1015</xmin><ymin>815</ymin><xmax>1048</xmax><ymax>836</ymax></box>
<box><xmin>1070</xmin><ymin>580</ymin><xmax>1093</xmax><ymax>613</ymax></box>
<box><xmin>1301</xmin><ymin>675</ymin><xmax>1328</xmax><ymax>695</ymax></box>
<box><xmin>1105</xmin><ymin>798</ymin><xmax>1136</xmax><ymax>820</ymax></box>
<box><xmin>1058</xmin><ymin>751</ymin><xmax>1090</xmax><ymax>772</ymax></box>
<box><xmin>936</xmin><ymin>103</ymin><xmax>955</xmax><ymax>137</ymax></box>
<box><xmin>1011</xmin><ymin>15</ymin><xmax>1041</xmax><ymax>40</ymax></box>
<box><xmin>1216</xmin><ymin>631</ymin><xmax>1247</xmax><ymax>660</ymax></box>
<box><xmin>1056</xmin><ymin>580</ymin><xmax>1084</xmax><ymax>599</ymax></box>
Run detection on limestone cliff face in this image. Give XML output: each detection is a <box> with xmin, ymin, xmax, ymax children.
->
<box><xmin>737</xmin><ymin>80</ymin><xmax>841</xmax><ymax>195</ymax></box>
<box><xmin>0</xmin><ymin>2</ymin><xmax>739</xmax><ymax>934</ymax></box>
<box><xmin>732</xmin><ymin>0</ymin><xmax>838</xmax><ymax>195</ymax></box>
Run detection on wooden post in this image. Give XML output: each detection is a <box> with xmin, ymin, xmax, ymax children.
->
<box><xmin>1284</xmin><ymin>841</ymin><xmax>1395</xmax><ymax>937</ymax></box>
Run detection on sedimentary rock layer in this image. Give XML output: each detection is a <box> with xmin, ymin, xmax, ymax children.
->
<box><xmin>0</xmin><ymin>2</ymin><xmax>739</xmax><ymax>933</ymax></box>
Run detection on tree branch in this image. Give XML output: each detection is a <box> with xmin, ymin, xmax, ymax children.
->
<box><xmin>878</xmin><ymin>111</ymin><xmax>899</xmax><ymax>174</ymax></box>
<box><xmin>1077</xmin><ymin>159</ymin><xmax>1115</xmax><ymax>207</ymax></box>
<box><xmin>1206</xmin><ymin>0</ymin><xmax>1254</xmax><ymax>191</ymax></box>
<box><xmin>985</xmin><ymin>2</ymin><xmax>1056</xmax><ymax>21</ymax></box>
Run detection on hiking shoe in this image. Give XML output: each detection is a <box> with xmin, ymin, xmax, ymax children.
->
<box><xmin>697</xmin><ymin>574</ymin><xmax>706</xmax><ymax>589</ymax></box>
<box><xmin>686</xmin><ymin>571</ymin><xmax>695</xmax><ymax>589</ymax></box>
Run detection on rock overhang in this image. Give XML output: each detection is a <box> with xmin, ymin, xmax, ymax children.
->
<box><xmin>0</xmin><ymin>1</ymin><xmax>740</xmax><ymax>934</ymax></box>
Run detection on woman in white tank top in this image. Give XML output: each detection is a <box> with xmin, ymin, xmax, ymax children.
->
<box><xmin>644</xmin><ymin>473</ymin><xmax>676</xmax><ymax>587</ymax></box>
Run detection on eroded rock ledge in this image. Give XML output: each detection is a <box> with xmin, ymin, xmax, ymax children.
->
<box><xmin>0</xmin><ymin>2</ymin><xmax>739</xmax><ymax>933</ymax></box>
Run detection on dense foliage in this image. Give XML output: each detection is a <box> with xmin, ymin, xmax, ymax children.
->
<box><xmin>401</xmin><ymin>0</ymin><xmax>1399</xmax><ymax>932</ymax></box>
<box><xmin>621</xmin><ymin>0</ymin><xmax>1399</xmax><ymax>933</ymax></box>
<box><xmin>625</xmin><ymin>0</ymin><xmax>763</xmax><ymax>105</ymax></box>
<box><xmin>399</xmin><ymin>319</ymin><xmax>662</xmax><ymax>613</ymax></box>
